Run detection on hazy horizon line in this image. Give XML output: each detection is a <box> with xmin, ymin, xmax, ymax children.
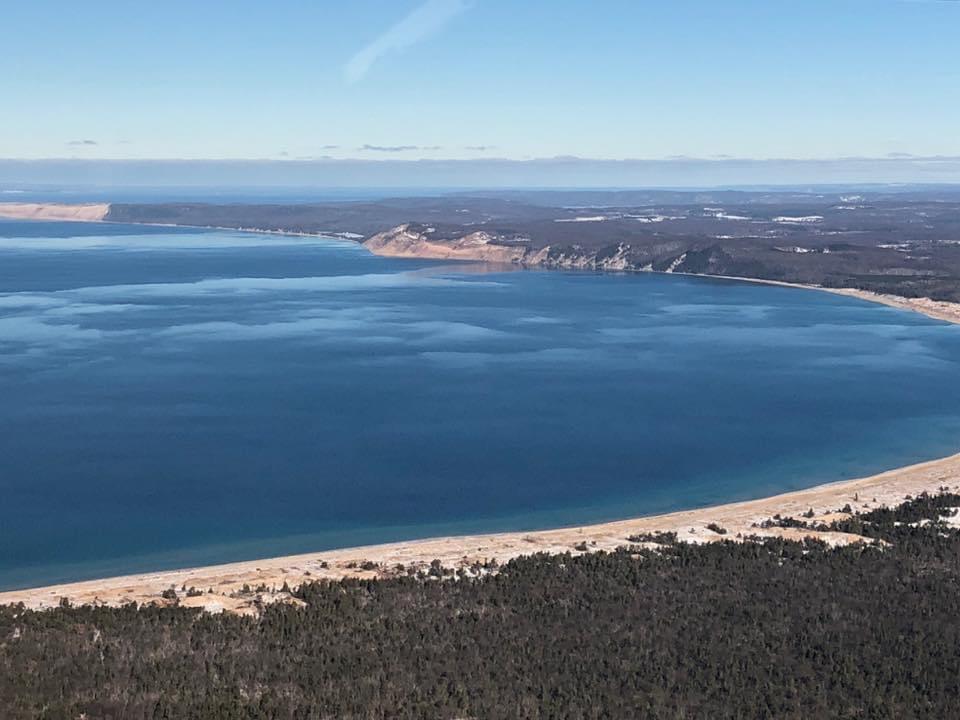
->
<box><xmin>4</xmin><ymin>156</ymin><xmax>959</xmax><ymax>189</ymax></box>
<box><xmin>4</xmin><ymin>154</ymin><xmax>960</xmax><ymax>164</ymax></box>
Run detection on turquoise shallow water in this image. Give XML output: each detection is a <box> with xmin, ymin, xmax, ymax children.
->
<box><xmin>1</xmin><ymin>219</ymin><xmax>959</xmax><ymax>590</ymax></box>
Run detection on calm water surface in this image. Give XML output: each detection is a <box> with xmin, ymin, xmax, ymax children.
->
<box><xmin>2</xmin><ymin>219</ymin><xmax>959</xmax><ymax>589</ymax></box>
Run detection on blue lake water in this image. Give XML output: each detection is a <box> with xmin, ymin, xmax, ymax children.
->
<box><xmin>2</xmin><ymin>218</ymin><xmax>960</xmax><ymax>590</ymax></box>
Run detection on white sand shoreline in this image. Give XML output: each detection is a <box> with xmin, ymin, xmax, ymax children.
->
<box><xmin>672</xmin><ymin>271</ymin><xmax>960</xmax><ymax>325</ymax></box>
<box><xmin>2</xmin><ymin>452</ymin><xmax>959</xmax><ymax>614</ymax></box>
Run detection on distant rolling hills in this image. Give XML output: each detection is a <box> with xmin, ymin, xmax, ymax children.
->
<box><xmin>104</xmin><ymin>189</ymin><xmax>960</xmax><ymax>302</ymax></box>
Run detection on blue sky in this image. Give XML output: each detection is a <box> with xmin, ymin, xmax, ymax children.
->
<box><xmin>1</xmin><ymin>0</ymin><xmax>959</xmax><ymax>180</ymax></box>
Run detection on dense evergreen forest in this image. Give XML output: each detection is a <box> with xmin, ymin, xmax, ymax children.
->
<box><xmin>2</xmin><ymin>493</ymin><xmax>959</xmax><ymax>719</ymax></box>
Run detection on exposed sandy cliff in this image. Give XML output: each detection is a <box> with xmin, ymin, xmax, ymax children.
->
<box><xmin>364</xmin><ymin>224</ymin><xmax>533</xmax><ymax>263</ymax></box>
<box><xmin>365</xmin><ymin>224</ymin><xmax>960</xmax><ymax>324</ymax></box>
<box><xmin>364</xmin><ymin>224</ymin><xmax>637</xmax><ymax>271</ymax></box>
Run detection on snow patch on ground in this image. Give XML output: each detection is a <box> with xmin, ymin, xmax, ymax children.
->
<box><xmin>773</xmin><ymin>215</ymin><xmax>824</xmax><ymax>224</ymax></box>
<box><xmin>704</xmin><ymin>208</ymin><xmax>750</xmax><ymax>221</ymax></box>
<box><xmin>665</xmin><ymin>253</ymin><xmax>687</xmax><ymax>273</ymax></box>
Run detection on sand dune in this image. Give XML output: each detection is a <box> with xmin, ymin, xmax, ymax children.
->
<box><xmin>0</xmin><ymin>202</ymin><xmax>110</xmax><ymax>222</ymax></box>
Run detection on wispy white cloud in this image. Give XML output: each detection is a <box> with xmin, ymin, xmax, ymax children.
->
<box><xmin>359</xmin><ymin>144</ymin><xmax>442</xmax><ymax>152</ymax></box>
<box><xmin>360</xmin><ymin>144</ymin><xmax>420</xmax><ymax>152</ymax></box>
<box><xmin>344</xmin><ymin>0</ymin><xmax>471</xmax><ymax>84</ymax></box>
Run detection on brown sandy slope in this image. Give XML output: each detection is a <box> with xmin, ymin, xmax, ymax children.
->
<box><xmin>0</xmin><ymin>202</ymin><xmax>110</xmax><ymax>222</ymax></box>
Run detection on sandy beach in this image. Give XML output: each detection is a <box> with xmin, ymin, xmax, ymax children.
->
<box><xmin>684</xmin><ymin>271</ymin><xmax>960</xmax><ymax>326</ymax></box>
<box><xmin>2</xmin><ymin>452</ymin><xmax>958</xmax><ymax>614</ymax></box>
<box><xmin>822</xmin><ymin>288</ymin><xmax>960</xmax><ymax>325</ymax></box>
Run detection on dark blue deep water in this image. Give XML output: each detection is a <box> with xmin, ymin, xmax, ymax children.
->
<box><xmin>2</xmin><ymin>219</ymin><xmax>960</xmax><ymax>589</ymax></box>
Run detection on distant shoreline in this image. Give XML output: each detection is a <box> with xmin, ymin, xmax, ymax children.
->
<box><xmin>1</xmin><ymin>200</ymin><xmax>959</xmax><ymax>326</ymax></box>
<box><xmin>672</xmin><ymin>272</ymin><xmax>960</xmax><ymax>325</ymax></box>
